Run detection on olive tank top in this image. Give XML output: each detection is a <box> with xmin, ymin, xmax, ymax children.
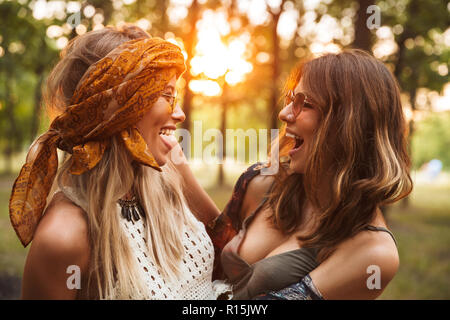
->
<box><xmin>220</xmin><ymin>195</ymin><xmax>398</xmax><ymax>300</ymax></box>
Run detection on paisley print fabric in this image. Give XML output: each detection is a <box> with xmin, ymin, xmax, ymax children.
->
<box><xmin>254</xmin><ymin>274</ymin><xmax>324</xmax><ymax>300</ymax></box>
<box><xmin>9</xmin><ymin>37</ymin><xmax>185</xmax><ymax>247</ymax></box>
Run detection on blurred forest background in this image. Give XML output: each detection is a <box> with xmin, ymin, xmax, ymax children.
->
<box><xmin>0</xmin><ymin>0</ymin><xmax>449</xmax><ymax>299</ymax></box>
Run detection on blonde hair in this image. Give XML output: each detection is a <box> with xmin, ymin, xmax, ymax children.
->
<box><xmin>55</xmin><ymin>135</ymin><xmax>198</xmax><ymax>299</ymax></box>
<box><xmin>44</xmin><ymin>25</ymin><xmax>198</xmax><ymax>299</ymax></box>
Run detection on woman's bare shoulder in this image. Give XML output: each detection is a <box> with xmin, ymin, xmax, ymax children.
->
<box><xmin>246</xmin><ymin>174</ymin><xmax>275</xmax><ymax>195</ymax></box>
<box><xmin>310</xmin><ymin>210</ymin><xmax>399</xmax><ymax>299</ymax></box>
<box><xmin>21</xmin><ymin>192</ymin><xmax>90</xmax><ymax>299</ymax></box>
<box><xmin>32</xmin><ymin>192</ymin><xmax>90</xmax><ymax>263</ymax></box>
<box><xmin>335</xmin><ymin>209</ymin><xmax>398</xmax><ymax>272</ymax></box>
<box><xmin>338</xmin><ymin>225</ymin><xmax>399</xmax><ymax>269</ymax></box>
<box><xmin>240</xmin><ymin>174</ymin><xmax>275</xmax><ymax>221</ymax></box>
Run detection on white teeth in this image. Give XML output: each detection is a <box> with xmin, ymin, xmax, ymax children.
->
<box><xmin>159</xmin><ymin>129</ymin><xmax>174</xmax><ymax>136</ymax></box>
<box><xmin>286</xmin><ymin>133</ymin><xmax>296</xmax><ymax>139</ymax></box>
<box><xmin>286</xmin><ymin>132</ymin><xmax>301</xmax><ymax>140</ymax></box>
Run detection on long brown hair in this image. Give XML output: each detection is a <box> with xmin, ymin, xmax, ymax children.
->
<box><xmin>267</xmin><ymin>49</ymin><xmax>413</xmax><ymax>262</ymax></box>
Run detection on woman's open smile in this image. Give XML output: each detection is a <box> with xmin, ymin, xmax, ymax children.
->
<box><xmin>279</xmin><ymin>80</ymin><xmax>320</xmax><ymax>174</ymax></box>
<box><xmin>136</xmin><ymin>75</ymin><xmax>185</xmax><ymax>166</ymax></box>
<box><xmin>286</xmin><ymin>131</ymin><xmax>305</xmax><ymax>157</ymax></box>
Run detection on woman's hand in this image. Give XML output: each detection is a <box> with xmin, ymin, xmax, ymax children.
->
<box><xmin>169</xmin><ymin>143</ymin><xmax>220</xmax><ymax>226</ymax></box>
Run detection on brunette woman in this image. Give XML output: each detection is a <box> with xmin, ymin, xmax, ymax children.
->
<box><xmin>208</xmin><ymin>49</ymin><xmax>412</xmax><ymax>300</ymax></box>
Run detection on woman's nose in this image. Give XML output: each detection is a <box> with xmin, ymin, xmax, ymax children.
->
<box><xmin>171</xmin><ymin>104</ymin><xmax>186</xmax><ymax>123</ymax></box>
<box><xmin>279</xmin><ymin>104</ymin><xmax>295</xmax><ymax>123</ymax></box>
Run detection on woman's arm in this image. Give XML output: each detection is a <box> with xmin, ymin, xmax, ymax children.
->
<box><xmin>255</xmin><ymin>231</ymin><xmax>399</xmax><ymax>300</ymax></box>
<box><xmin>21</xmin><ymin>198</ymin><xmax>90</xmax><ymax>299</ymax></box>
<box><xmin>169</xmin><ymin>144</ymin><xmax>220</xmax><ymax>226</ymax></box>
<box><xmin>308</xmin><ymin>233</ymin><xmax>399</xmax><ymax>300</ymax></box>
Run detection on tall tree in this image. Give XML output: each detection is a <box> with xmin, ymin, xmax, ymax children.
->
<box><xmin>180</xmin><ymin>0</ymin><xmax>200</xmax><ymax>133</ymax></box>
<box><xmin>267</xmin><ymin>0</ymin><xmax>287</xmax><ymax>130</ymax></box>
<box><xmin>353</xmin><ymin>0</ymin><xmax>375</xmax><ymax>51</ymax></box>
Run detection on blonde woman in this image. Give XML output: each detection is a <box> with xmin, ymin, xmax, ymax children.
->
<box><xmin>10</xmin><ymin>25</ymin><xmax>221</xmax><ymax>299</ymax></box>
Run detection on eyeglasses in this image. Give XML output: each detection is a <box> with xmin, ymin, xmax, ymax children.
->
<box><xmin>284</xmin><ymin>90</ymin><xmax>313</xmax><ymax>118</ymax></box>
<box><xmin>161</xmin><ymin>93</ymin><xmax>178</xmax><ymax>112</ymax></box>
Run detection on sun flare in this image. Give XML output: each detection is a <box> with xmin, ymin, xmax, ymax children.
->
<box><xmin>188</xmin><ymin>10</ymin><xmax>253</xmax><ymax>96</ymax></box>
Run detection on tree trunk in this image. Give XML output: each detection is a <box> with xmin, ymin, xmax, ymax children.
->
<box><xmin>31</xmin><ymin>72</ymin><xmax>44</xmax><ymax>141</ymax></box>
<box><xmin>270</xmin><ymin>9</ymin><xmax>282</xmax><ymax>130</ymax></box>
<box><xmin>181</xmin><ymin>0</ymin><xmax>199</xmax><ymax>133</ymax></box>
<box><xmin>353</xmin><ymin>0</ymin><xmax>374</xmax><ymax>52</ymax></box>
<box><xmin>218</xmin><ymin>82</ymin><xmax>228</xmax><ymax>187</ymax></box>
<box><xmin>401</xmin><ymin>87</ymin><xmax>416</xmax><ymax>208</ymax></box>
<box><xmin>92</xmin><ymin>0</ymin><xmax>113</xmax><ymax>25</ymax></box>
<box><xmin>159</xmin><ymin>0</ymin><xmax>168</xmax><ymax>32</ymax></box>
<box><xmin>3</xmin><ymin>77</ymin><xmax>19</xmax><ymax>174</ymax></box>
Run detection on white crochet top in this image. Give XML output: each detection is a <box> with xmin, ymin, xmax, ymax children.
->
<box><xmin>118</xmin><ymin>203</ymin><xmax>229</xmax><ymax>300</ymax></box>
<box><xmin>56</xmin><ymin>185</ymin><xmax>231</xmax><ymax>300</ymax></box>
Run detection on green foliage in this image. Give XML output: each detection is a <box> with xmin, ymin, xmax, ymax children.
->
<box><xmin>0</xmin><ymin>179</ymin><xmax>29</xmax><ymax>276</ymax></box>
<box><xmin>0</xmin><ymin>0</ymin><xmax>58</xmax><ymax>172</ymax></box>
<box><xmin>381</xmin><ymin>0</ymin><xmax>450</xmax><ymax>95</ymax></box>
<box><xmin>379</xmin><ymin>183</ymin><xmax>450</xmax><ymax>299</ymax></box>
<box><xmin>412</xmin><ymin>112</ymin><xmax>450</xmax><ymax>169</ymax></box>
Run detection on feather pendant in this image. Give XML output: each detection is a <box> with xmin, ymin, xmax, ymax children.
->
<box><xmin>136</xmin><ymin>204</ymin><xmax>145</xmax><ymax>219</ymax></box>
<box><xmin>121</xmin><ymin>205</ymin><xmax>128</xmax><ymax>220</ymax></box>
<box><xmin>131</xmin><ymin>206</ymin><xmax>140</xmax><ymax>221</ymax></box>
<box><xmin>118</xmin><ymin>196</ymin><xmax>146</xmax><ymax>222</ymax></box>
<box><xmin>126</xmin><ymin>206</ymin><xmax>132</xmax><ymax>221</ymax></box>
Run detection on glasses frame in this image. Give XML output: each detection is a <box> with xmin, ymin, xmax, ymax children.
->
<box><xmin>284</xmin><ymin>90</ymin><xmax>313</xmax><ymax>118</ymax></box>
<box><xmin>161</xmin><ymin>92</ymin><xmax>178</xmax><ymax>112</ymax></box>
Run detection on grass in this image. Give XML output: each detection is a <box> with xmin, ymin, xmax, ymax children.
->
<box><xmin>0</xmin><ymin>175</ymin><xmax>30</xmax><ymax>277</ymax></box>
<box><xmin>0</xmin><ymin>166</ymin><xmax>449</xmax><ymax>299</ymax></box>
<box><xmin>377</xmin><ymin>184</ymin><xmax>450</xmax><ymax>299</ymax></box>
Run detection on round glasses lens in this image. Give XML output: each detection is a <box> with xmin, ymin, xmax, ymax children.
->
<box><xmin>291</xmin><ymin>93</ymin><xmax>305</xmax><ymax>115</ymax></box>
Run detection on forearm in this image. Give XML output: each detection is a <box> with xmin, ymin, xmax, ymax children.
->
<box><xmin>183</xmin><ymin>165</ymin><xmax>220</xmax><ymax>225</ymax></box>
<box><xmin>170</xmin><ymin>145</ymin><xmax>220</xmax><ymax>225</ymax></box>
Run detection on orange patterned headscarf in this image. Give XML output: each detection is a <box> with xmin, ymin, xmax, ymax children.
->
<box><xmin>9</xmin><ymin>37</ymin><xmax>185</xmax><ymax>247</ymax></box>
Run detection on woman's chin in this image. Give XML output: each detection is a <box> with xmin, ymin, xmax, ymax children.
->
<box><xmin>155</xmin><ymin>156</ymin><xmax>168</xmax><ymax>166</ymax></box>
<box><xmin>289</xmin><ymin>159</ymin><xmax>305</xmax><ymax>174</ymax></box>
<box><xmin>152</xmin><ymin>151</ymin><xmax>169</xmax><ymax>167</ymax></box>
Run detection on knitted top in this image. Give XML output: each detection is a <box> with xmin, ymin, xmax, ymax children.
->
<box><xmin>56</xmin><ymin>185</ymin><xmax>227</xmax><ymax>300</ymax></box>
<box><xmin>118</xmin><ymin>203</ymin><xmax>221</xmax><ymax>299</ymax></box>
